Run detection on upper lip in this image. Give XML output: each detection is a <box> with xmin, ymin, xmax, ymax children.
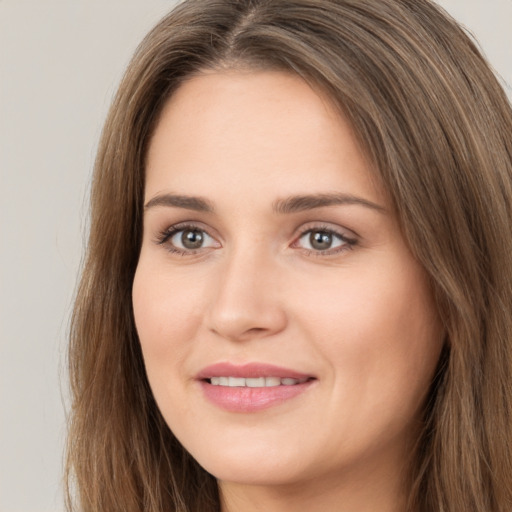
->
<box><xmin>196</xmin><ymin>362</ymin><xmax>314</xmax><ymax>380</ymax></box>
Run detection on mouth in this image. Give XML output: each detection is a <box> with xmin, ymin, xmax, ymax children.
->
<box><xmin>197</xmin><ymin>363</ymin><xmax>316</xmax><ymax>412</ymax></box>
<box><xmin>206</xmin><ymin>376</ymin><xmax>311</xmax><ymax>387</ymax></box>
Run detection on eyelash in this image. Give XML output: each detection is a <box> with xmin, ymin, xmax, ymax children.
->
<box><xmin>155</xmin><ymin>222</ymin><xmax>357</xmax><ymax>257</ymax></box>
<box><xmin>294</xmin><ymin>224</ymin><xmax>357</xmax><ymax>257</ymax></box>
<box><xmin>156</xmin><ymin>223</ymin><xmax>217</xmax><ymax>256</ymax></box>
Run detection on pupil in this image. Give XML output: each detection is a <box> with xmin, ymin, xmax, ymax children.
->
<box><xmin>310</xmin><ymin>231</ymin><xmax>332</xmax><ymax>250</ymax></box>
<box><xmin>182</xmin><ymin>229</ymin><xmax>203</xmax><ymax>249</ymax></box>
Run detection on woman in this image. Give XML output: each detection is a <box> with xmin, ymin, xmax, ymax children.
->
<box><xmin>66</xmin><ymin>0</ymin><xmax>512</xmax><ymax>511</ymax></box>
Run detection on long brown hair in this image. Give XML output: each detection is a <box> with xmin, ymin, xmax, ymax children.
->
<box><xmin>66</xmin><ymin>1</ymin><xmax>512</xmax><ymax>510</ymax></box>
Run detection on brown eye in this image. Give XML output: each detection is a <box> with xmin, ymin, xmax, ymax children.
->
<box><xmin>164</xmin><ymin>226</ymin><xmax>219</xmax><ymax>253</ymax></box>
<box><xmin>309</xmin><ymin>231</ymin><xmax>334</xmax><ymax>250</ymax></box>
<box><xmin>181</xmin><ymin>229</ymin><xmax>204</xmax><ymax>249</ymax></box>
<box><xmin>295</xmin><ymin>227</ymin><xmax>355</xmax><ymax>254</ymax></box>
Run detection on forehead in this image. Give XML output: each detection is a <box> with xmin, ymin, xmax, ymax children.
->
<box><xmin>145</xmin><ymin>70</ymin><xmax>383</xmax><ymax>207</ymax></box>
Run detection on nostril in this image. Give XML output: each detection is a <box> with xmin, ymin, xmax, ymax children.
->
<box><xmin>247</xmin><ymin>327</ymin><xmax>266</xmax><ymax>334</ymax></box>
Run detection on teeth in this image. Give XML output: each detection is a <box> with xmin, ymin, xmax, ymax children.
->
<box><xmin>246</xmin><ymin>377</ymin><xmax>265</xmax><ymax>387</ymax></box>
<box><xmin>208</xmin><ymin>377</ymin><xmax>308</xmax><ymax>387</ymax></box>
<box><xmin>228</xmin><ymin>376</ymin><xmax>245</xmax><ymax>387</ymax></box>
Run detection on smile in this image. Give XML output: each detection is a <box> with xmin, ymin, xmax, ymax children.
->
<box><xmin>197</xmin><ymin>363</ymin><xmax>316</xmax><ymax>412</ymax></box>
<box><xmin>208</xmin><ymin>376</ymin><xmax>310</xmax><ymax>387</ymax></box>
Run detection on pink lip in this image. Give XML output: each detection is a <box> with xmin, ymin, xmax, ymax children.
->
<box><xmin>196</xmin><ymin>362</ymin><xmax>313</xmax><ymax>380</ymax></box>
<box><xmin>196</xmin><ymin>362</ymin><xmax>316</xmax><ymax>413</ymax></box>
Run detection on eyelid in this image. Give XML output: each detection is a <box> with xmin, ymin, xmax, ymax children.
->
<box><xmin>155</xmin><ymin>221</ymin><xmax>221</xmax><ymax>254</ymax></box>
<box><xmin>153</xmin><ymin>220</ymin><xmax>358</xmax><ymax>257</ymax></box>
<box><xmin>291</xmin><ymin>223</ymin><xmax>358</xmax><ymax>255</ymax></box>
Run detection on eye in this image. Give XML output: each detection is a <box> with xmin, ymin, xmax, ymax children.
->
<box><xmin>294</xmin><ymin>227</ymin><xmax>356</xmax><ymax>254</ymax></box>
<box><xmin>172</xmin><ymin>228</ymin><xmax>209</xmax><ymax>250</ymax></box>
<box><xmin>157</xmin><ymin>225</ymin><xmax>220</xmax><ymax>254</ymax></box>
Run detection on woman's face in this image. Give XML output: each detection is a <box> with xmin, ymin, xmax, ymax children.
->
<box><xmin>133</xmin><ymin>70</ymin><xmax>444</xmax><ymax>491</ymax></box>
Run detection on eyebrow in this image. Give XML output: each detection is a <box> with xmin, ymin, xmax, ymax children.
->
<box><xmin>272</xmin><ymin>193</ymin><xmax>386</xmax><ymax>214</ymax></box>
<box><xmin>144</xmin><ymin>192</ymin><xmax>386</xmax><ymax>214</ymax></box>
<box><xmin>144</xmin><ymin>193</ymin><xmax>214</xmax><ymax>212</ymax></box>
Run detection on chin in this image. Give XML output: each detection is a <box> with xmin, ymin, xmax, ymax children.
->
<box><xmin>185</xmin><ymin>436</ymin><xmax>314</xmax><ymax>486</ymax></box>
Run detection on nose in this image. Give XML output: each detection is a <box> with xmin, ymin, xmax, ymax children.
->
<box><xmin>206</xmin><ymin>248</ymin><xmax>288</xmax><ymax>342</ymax></box>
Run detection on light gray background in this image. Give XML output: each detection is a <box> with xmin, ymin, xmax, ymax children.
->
<box><xmin>1</xmin><ymin>1</ymin><xmax>510</xmax><ymax>511</ymax></box>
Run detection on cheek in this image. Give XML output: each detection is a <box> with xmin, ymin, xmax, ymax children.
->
<box><xmin>132</xmin><ymin>259</ymin><xmax>205</xmax><ymax>377</ymax></box>
<box><xmin>292</xmin><ymin>259</ymin><xmax>443</xmax><ymax>416</ymax></box>
<box><xmin>131</xmin><ymin>258</ymin><xmax>215</xmax><ymax>431</ymax></box>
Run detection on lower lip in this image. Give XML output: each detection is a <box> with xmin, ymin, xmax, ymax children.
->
<box><xmin>200</xmin><ymin>380</ymin><xmax>314</xmax><ymax>412</ymax></box>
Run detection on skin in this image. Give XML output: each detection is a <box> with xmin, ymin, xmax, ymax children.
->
<box><xmin>132</xmin><ymin>70</ymin><xmax>445</xmax><ymax>512</ymax></box>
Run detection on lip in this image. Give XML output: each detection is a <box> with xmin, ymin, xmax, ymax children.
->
<box><xmin>196</xmin><ymin>362</ymin><xmax>313</xmax><ymax>380</ymax></box>
<box><xmin>196</xmin><ymin>362</ymin><xmax>316</xmax><ymax>413</ymax></box>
